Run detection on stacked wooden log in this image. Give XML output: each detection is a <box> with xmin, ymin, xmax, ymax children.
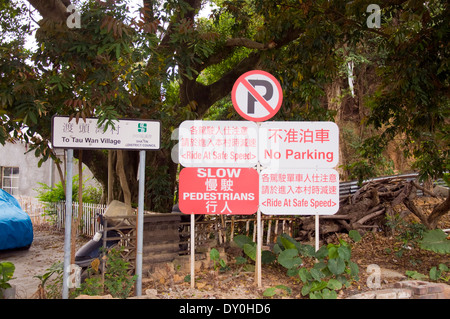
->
<box><xmin>299</xmin><ymin>176</ymin><xmax>446</xmax><ymax>240</ymax></box>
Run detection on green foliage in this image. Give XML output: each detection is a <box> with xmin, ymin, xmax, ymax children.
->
<box><xmin>273</xmin><ymin>234</ymin><xmax>359</xmax><ymax>299</ymax></box>
<box><xmin>405</xmin><ymin>263</ymin><xmax>449</xmax><ymax>282</ymax></box>
<box><xmin>34</xmin><ymin>261</ymin><xmax>64</xmax><ymax>299</ymax></box>
<box><xmin>103</xmin><ymin>247</ymin><xmax>137</xmax><ymax>299</ymax></box>
<box><xmin>429</xmin><ymin>264</ymin><xmax>449</xmax><ymax>282</ymax></box>
<box><xmin>210</xmin><ymin>248</ymin><xmax>228</xmax><ymax>272</ymax></box>
<box><xmin>35</xmin><ymin>173</ymin><xmax>102</xmax><ymax>204</ymax></box>
<box><xmin>0</xmin><ymin>261</ymin><xmax>15</xmax><ymax>297</ymax></box>
<box><xmin>405</xmin><ymin>270</ymin><xmax>428</xmax><ymax>281</ymax></box>
<box><xmin>348</xmin><ymin>230</ymin><xmax>362</xmax><ymax>243</ymax></box>
<box><xmin>386</xmin><ymin>213</ymin><xmax>427</xmax><ymax>257</ymax></box>
<box><xmin>233</xmin><ymin>235</ymin><xmax>276</xmax><ymax>266</ymax></box>
<box><xmin>1</xmin><ymin>0</ymin><xmax>449</xmax><ymax>213</ymax></box>
<box><xmin>74</xmin><ymin>247</ymin><xmax>137</xmax><ymax>299</ymax></box>
<box><xmin>263</xmin><ymin>285</ymin><xmax>292</xmax><ymax>298</ymax></box>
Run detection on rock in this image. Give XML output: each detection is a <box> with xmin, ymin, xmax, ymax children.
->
<box><xmin>145</xmin><ymin>289</ymin><xmax>158</xmax><ymax>297</ymax></box>
<box><xmin>380</xmin><ymin>268</ymin><xmax>406</xmax><ymax>280</ymax></box>
<box><xmin>433</xmin><ymin>185</ymin><xmax>449</xmax><ymax>197</ymax></box>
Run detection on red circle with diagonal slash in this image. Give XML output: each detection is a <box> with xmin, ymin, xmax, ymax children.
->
<box><xmin>232</xmin><ymin>70</ymin><xmax>283</xmax><ymax>122</ymax></box>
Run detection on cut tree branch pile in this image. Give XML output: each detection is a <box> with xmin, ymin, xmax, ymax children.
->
<box><xmin>299</xmin><ymin>177</ymin><xmax>450</xmax><ymax>240</ymax></box>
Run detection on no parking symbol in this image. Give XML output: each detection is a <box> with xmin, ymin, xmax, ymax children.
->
<box><xmin>232</xmin><ymin>70</ymin><xmax>283</xmax><ymax>122</ymax></box>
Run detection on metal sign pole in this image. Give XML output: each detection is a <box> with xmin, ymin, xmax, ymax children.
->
<box><xmin>315</xmin><ymin>214</ymin><xmax>320</xmax><ymax>251</ymax></box>
<box><xmin>135</xmin><ymin>150</ymin><xmax>146</xmax><ymax>296</ymax></box>
<box><xmin>62</xmin><ymin>149</ymin><xmax>74</xmax><ymax>299</ymax></box>
<box><xmin>256</xmin><ymin>208</ymin><xmax>262</xmax><ymax>287</ymax></box>
<box><xmin>255</xmin><ymin>122</ymin><xmax>262</xmax><ymax>287</ymax></box>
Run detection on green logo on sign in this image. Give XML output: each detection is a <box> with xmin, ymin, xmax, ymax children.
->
<box><xmin>138</xmin><ymin>123</ymin><xmax>147</xmax><ymax>133</ymax></box>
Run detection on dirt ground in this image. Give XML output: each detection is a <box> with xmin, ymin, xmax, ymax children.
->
<box><xmin>1</xmin><ymin>196</ymin><xmax>449</xmax><ymax>299</ymax></box>
<box><xmin>0</xmin><ymin>225</ymin><xmax>67</xmax><ymax>298</ymax></box>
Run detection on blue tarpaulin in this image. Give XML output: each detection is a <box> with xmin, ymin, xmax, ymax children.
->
<box><xmin>0</xmin><ymin>189</ymin><xmax>33</xmax><ymax>250</ymax></box>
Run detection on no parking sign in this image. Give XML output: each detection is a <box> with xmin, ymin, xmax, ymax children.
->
<box><xmin>232</xmin><ymin>70</ymin><xmax>283</xmax><ymax>122</ymax></box>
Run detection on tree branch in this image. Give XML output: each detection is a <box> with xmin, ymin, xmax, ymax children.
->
<box><xmin>225</xmin><ymin>38</ymin><xmax>276</xmax><ymax>50</ymax></box>
<box><xmin>27</xmin><ymin>0</ymin><xmax>70</xmax><ymax>22</ymax></box>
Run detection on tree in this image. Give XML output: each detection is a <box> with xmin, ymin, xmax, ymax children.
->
<box><xmin>1</xmin><ymin>0</ymin><xmax>448</xmax><ymax>221</ymax></box>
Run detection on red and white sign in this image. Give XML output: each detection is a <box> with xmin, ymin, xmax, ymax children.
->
<box><xmin>178</xmin><ymin>120</ymin><xmax>258</xmax><ymax>167</ymax></box>
<box><xmin>259</xmin><ymin>121</ymin><xmax>339</xmax><ymax>168</ymax></box>
<box><xmin>179</xmin><ymin>167</ymin><xmax>259</xmax><ymax>215</ymax></box>
<box><xmin>232</xmin><ymin>70</ymin><xmax>283</xmax><ymax>122</ymax></box>
<box><xmin>259</xmin><ymin>168</ymin><xmax>339</xmax><ymax>215</ymax></box>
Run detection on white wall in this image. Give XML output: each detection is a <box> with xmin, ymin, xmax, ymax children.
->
<box><xmin>0</xmin><ymin>141</ymin><xmax>99</xmax><ymax>197</ymax></box>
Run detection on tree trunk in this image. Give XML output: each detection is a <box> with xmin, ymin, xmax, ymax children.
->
<box><xmin>27</xmin><ymin>0</ymin><xmax>70</xmax><ymax>22</ymax></box>
<box><xmin>116</xmin><ymin>150</ymin><xmax>131</xmax><ymax>206</ymax></box>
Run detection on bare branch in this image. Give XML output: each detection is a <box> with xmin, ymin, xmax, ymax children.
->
<box><xmin>27</xmin><ymin>0</ymin><xmax>70</xmax><ymax>22</ymax></box>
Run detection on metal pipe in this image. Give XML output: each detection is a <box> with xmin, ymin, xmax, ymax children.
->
<box><xmin>62</xmin><ymin>148</ymin><xmax>74</xmax><ymax>299</ymax></box>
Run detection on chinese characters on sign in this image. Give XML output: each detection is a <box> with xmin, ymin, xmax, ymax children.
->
<box><xmin>259</xmin><ymin>168</ymin><xmax>339</xmax><ymax>215</ymax></box>
<box><xmin>179</xmin><ymin>168</ymin><xmax>259</xmax><ymax>215</ymax></box>
<box><xmin>52</xmin><ymin>116</ymin><xmax>160</xmax><ymax>150</ymax></box>
<box><xmin>178</xmin><ymin>121</ymin><xmax>258</xmax><ymax>167</ymax></box>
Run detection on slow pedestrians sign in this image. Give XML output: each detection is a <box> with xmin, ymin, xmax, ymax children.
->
<box><xmin>179</xmin><ymin>167</ymin><xmax>259</xmax><ymax>215</ymax></box>
<box><xmin>231</xmin><ymin>70</ymin><xmax>283</xmax><ymax>122</ymax></box>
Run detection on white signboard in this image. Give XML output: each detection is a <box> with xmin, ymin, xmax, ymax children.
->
<box><xmin>52</xmin><ymin>116</ymin><xmax>160</xmax><ymax>150</ymax></box>
<box><xmin>258</xmin><ymin>121</ymin><xmax>339</xmax><ymax>168</ymax></box>
<box><xmin>178</xmin><ymin>120</ymin><xmax>258</xmax><ymax>167</ymax></box>
<box><xmin>259</xmin><ymin>168</ymin><xmax>339</xmax><ymax>215</ymax></box>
